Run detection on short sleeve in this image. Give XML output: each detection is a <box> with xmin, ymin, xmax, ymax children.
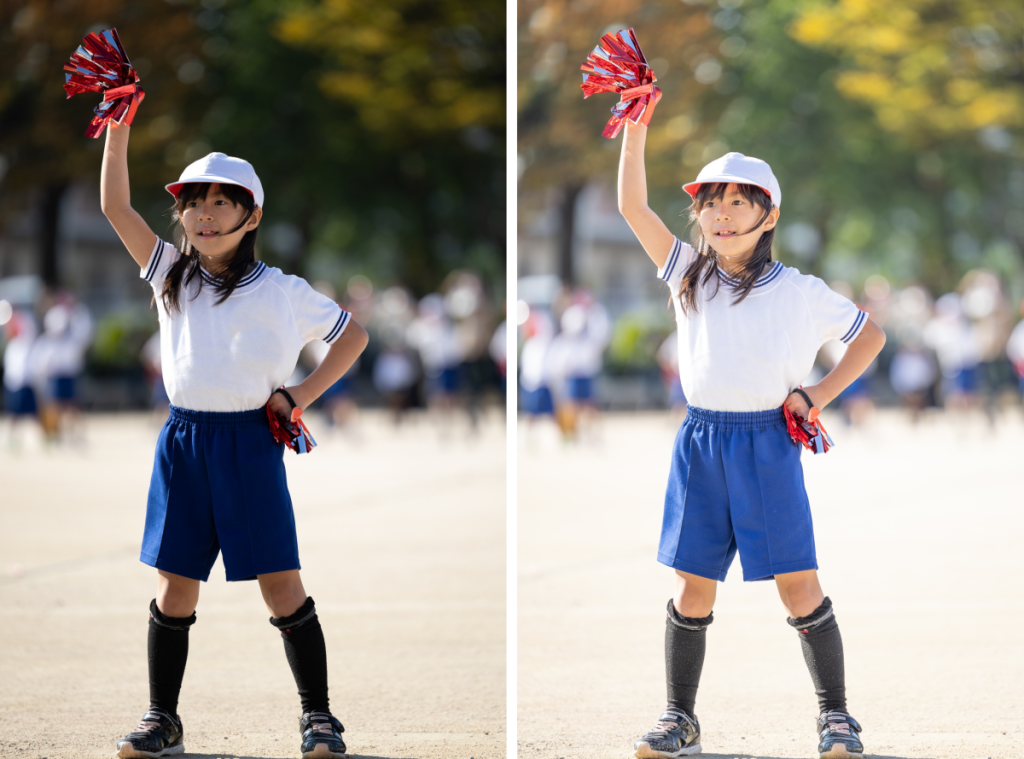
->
<box><xmin>140</xmin><ymin>238</ymin><xmax>180</xmax><ymax>292</ymax></box>
<box><xmin>276</xmin><ymin>274</ymin><xmax>352</xmax><ymax>345</ymax></box>
<box><xmin>656</xmin><ymin>237</ymin><xmax>696</xmax><ymax>291</ymax></box>
<box><xmin>802</xmin><ymin>276</ymin><xmax>868</xmax><ymax>345</ymax></box>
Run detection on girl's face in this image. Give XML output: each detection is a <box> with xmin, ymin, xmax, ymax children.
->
<box><xmin>698</xmin><ymin>182</ymin><xmax>779</xmax><ymax>262</ymax></box>
<box><xmin>179</xmin><ymin>183</ymin><xmax>262</xmax><ymax>261</ymax></box>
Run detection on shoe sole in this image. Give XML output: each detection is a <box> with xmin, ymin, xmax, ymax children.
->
<box><xmin>819</xmin><ymin>746</ymin><xmax>863</xmax><ymax>759</ymax></box>
<box><xmin>634</xmin><ymin>741</ymin><xmax>702</xmax><ymax>758</ymax></box>
<box><xmin>302</xmin><ymin>743</ymin><xmax>348</xmax><ymax>759</ymax></box>
<box><xmin>115</xmin><ymin>743</ymin><xmax>184</xmax><ymax>759</ymax></box>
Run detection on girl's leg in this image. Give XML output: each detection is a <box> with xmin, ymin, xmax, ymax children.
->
<box><xmin>150</xmin><ymin>570</ymin><xmax>200</xmax><ymax>716</ymax></box>
<box><xmin>665</xmin><ymin>571</ymin><xmax>717</xmax><ymax>718</ymax></box>
<box><xmin>775</xmin><ymin>569</ymin><xmax>847</xmax><ymax>714</ymax></box>
<box><xmin>259</xmin><ymin>570</ymin><xmax>331</xmax><ymax>715</ymax></box>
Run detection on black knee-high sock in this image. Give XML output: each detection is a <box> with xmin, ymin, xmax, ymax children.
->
<box><xmin>270</xmin><ymin>596</ymin><xmax>330</xmax><ymax>715</ymax></box>
<box><xmin>787</xmin><ymin>596</ymin><xmax>847</xmax><ymax>714</ymax></box>
<box><xmin>148</xmin><ymin>599</ymin><xmax>195</xmax><ymax>716</ymax></box>
<box><xmin>665</xmin><ymin>600</ymin><xmax>713</xmax><ymax>719</ymax></box>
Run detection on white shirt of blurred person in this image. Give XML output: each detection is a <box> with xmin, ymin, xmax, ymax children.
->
<box><xmin>924</xmin><ymin>292</ymin><xmax>982</xmax><ymax>396</ymax></box>
<box><xmin>487</xmin><ymin>317</ymin><xmax>503</xmax><ymax>393</ymax></box>
<box><xmin>1007</xmin><ymin>301</ymin><xmax>1024</xmax><ymax>396</ymax></box>
<box><xmin>406</xmin><ymin>294</ymin><xmax>464</xmax><ymax>397</ymax></box>
<box><xmin>31</xmin><ymin>302</ymin><xmax>94</xmax><ymax>405</ymax></box>
<box><xmin>2</xmin><ymin>311</ymin><xmax>40</xmax><ymax>416</ymax></box>
<box><xmin>519</xmin><ymin>310</ymin><xmax>556</xmax><ymax>417</ymax></box>
<box><xmin>546</xmin><ymin>304</ymin><xmax>605</xmax><ymax>405</ymax></box>
<box><xmin>657</xmin><ymin>333</ymin><xmax>687</xmax><ymax>409</ymax></box>
<box><xmin>889</xmin><ymin>340</ymin><xmax>938</xmax><ymax>397</ymax></box>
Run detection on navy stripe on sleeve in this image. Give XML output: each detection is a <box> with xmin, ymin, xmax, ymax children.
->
<box><xmin>840</xmin><ymin>309</ymin><xmax>867</xmax><ymax>344</ymax></box>
<box><xmin>144</xmin><ymin>239</ymin><xmax>164</xmax><ymax>282</ymax></box>
<box><xmin>659</xmin><ymin>239</ymin><xmax>682</xmax><ymax>282</ymax></box>
<box><xmin>324</xmin><ymin>309</ymin><xmax>351</xmax><ymax>343</ymax></box>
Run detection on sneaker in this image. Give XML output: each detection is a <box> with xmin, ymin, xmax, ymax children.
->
<box><xmin>633</xmin><ymin>710</ymin><xmax>702</xmax><ymax>758</ymax></box>
<box><xmin>115</xmin><ymin>709</ymin><xmax>184</xmax><ymax>758</ymax></box>
<box><xmin>299</xmin><ymin>711</ymin><xmax>347</xmax><ymax>758</ymax></box>
<box><xmin>817</xmin><ymin>711</ymin><xmax>864</xmax><ymax>758</ymax></box>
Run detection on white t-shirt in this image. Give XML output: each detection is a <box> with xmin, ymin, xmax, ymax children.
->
<box><xmin>659</xmin><ymin>236</ymin><xmax>867</xmax><ymax>412</ymax></box>
<box><xmin>142</xmin><ymin>238</ymin><xmax>352</xmax><ymax>412</ymax></box>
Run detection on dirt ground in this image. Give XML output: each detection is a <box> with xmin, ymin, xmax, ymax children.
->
<box><xmin>0</xmin><ymin>410</ymin><xmax>505</xmax><ymax>759</ymax></box>
<box><xmin>518</xmin><ymin>409</ymin><xmax>1024</xmax><ymax>759</ymax></box>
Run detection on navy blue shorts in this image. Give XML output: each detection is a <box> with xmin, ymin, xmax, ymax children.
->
<box><xmin>52</xmin><ymin>376</ymin><xmax>76</xmax><ymax>402</ymax></box>
<box><xmin>4</xmin><ymin>387</ymin><xmax>37</xmax><ymax>416</ymax></box>
<box><xmin>141</xmin><ymin>406</ymin><xmax>300</xmax><ymax>582</ymax></box>
<box><xmin>565</xmin><ymin>375</ymin><xmax>594</xmax><ymax>402</ymax></box>
<box><xmin>520</xmin><ymin>386</ymin><xmax>554</xmax><ymax>416</ymax></box>
<box><xmin>658</xmin><ymin>406</ymin><xmax>817</xmax><ymax>582</ymax></box>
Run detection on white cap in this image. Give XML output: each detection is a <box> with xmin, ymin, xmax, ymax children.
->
<box><xmin>165</xmin><ymin>152</ymin><xmax>264</xmax><ymax>208</ymax></box>
<box><xmin>682</xmin><ymin>152</ymin><xmax>781</xmax><ymax>209</ymax></box>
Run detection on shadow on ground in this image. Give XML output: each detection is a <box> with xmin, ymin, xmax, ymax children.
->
<box><xmin>700</xmin><ymin>754</ymin><xmax>933</xmax><ymax>759</ymax></box>
<box><xmin>182</xmin><ymin>754</ymin><xmax>426</xmax><ymax>759</ymax></box>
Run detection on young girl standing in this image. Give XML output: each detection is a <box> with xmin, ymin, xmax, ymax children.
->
<box><xmin>617</xmin><ymin>115</ymin><xmax>885</xmax><ymax>758</ymax></box>
<box><xmin>100</xmin><ymin>119</ymin><xmax>369</xmax><ymax>759</ymax></box>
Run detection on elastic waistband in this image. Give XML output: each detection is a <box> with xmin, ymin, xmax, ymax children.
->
<box><xmin>168</xmin><ymin>405</ymin><xmax>267</xmax><ymax>426</ymax></box>
<box><xmin>684</xmin><ymin>406</ymin><xmax>785</xmax><ymax>430</ymax></box>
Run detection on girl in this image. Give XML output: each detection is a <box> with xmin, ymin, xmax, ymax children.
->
<box><xmin>100</xmin><ymin>119</ymin><xmax>369</xmax><ymax>759</ymax></box>
<box><xmin>617</xmin><ymin>114</ymin><xmax>885</xmax><ymax>758</ymax></box>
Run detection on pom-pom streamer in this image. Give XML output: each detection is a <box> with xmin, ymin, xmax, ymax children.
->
<box><xmin>580</xmin><ymin>28</ymin><xmax>662</xmax><ymax>139</ymax></box>
<box><xmin>783</xmin><ymin>403</ymin><xmax>834</xmax><ymax>455</ymax></box>
<box><xmin>266</xmin><ymin>403</ymin><xmax>318</xmax><ymax>455</ymax></box>
<box><xmin>63</xmin><ymin>28</ymin><xmax>145</xmax><ymax>139</ymax></box>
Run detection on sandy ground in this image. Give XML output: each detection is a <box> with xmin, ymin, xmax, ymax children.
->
<box><xmin>0</xmin><ymin>410</ymin><xmax>505</xmax><ymax>759</ymax></box>
<box><xmin>519</xmin><ymin>409</ymin><xmax>1024</xmax><ymax>759</ymax></box>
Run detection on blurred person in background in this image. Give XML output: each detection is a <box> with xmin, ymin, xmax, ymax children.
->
<box><xmin>546</xmin><ymin>303</ymin><xmax>605</xmax><ymax>441</ymax></box>
<box><xmin>140</xmin><ymin>330</ymin><xmax>170</xmax><ymax>423</ymax></box>
<box><xmin>407</xmin><ymin>293</ymin><xmax>464</xmax><ymax>434</ymax></box>
<box><xmin>889</xmin><ymin>333</ymin><xmax>938</xmax><ymax>424</ymax></box>
<box><xmin>656</xmin><ymin>331</ymin><xmax>688</xmax><ymax>424</ymax></box>
<box><xmin>373</xmin><ymin>336</ymin><xmax>420</xmax><ymax>426</ymax></box>
<box><xmin>490</xmin><ymin>303</ymin><xmax>507</xmax><ymax>395</ymax></box>
<box><xmin>442</xmin><ymin>270</ymin><xmax>495</xmax><ymax>432</ymax></box>
<box><xmin>958</xmin><ymin>270</ymin><xmax>1013</xmax><ymax>421</ymax></box>
<box><xmin>1007</xmin><ymin>297</ymin><xmax>1024</xmax><ymax>407</ymax></box>
<box><xmin>518</xmin><ymin>307</ymin><xmax>557</xmax><ymax>438</ymax></box>
<box><xmin>31</xmin><ymin>294</ymin><xmax>94</xmax><ymax>445</ymax></box>
<box><xmin>2</xmin><ymin>310</ymin><xmax>41</xmax><ymax>449</ymax></box>
<box><xmin>925</xmin><ymin>292</ymin><xmax>983</xmax><ymax>415</ymax></box>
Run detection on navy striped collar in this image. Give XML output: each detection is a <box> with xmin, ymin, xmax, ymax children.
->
<box><xmin>717</xmin><ymin>260</ymin><xmax>783</xmax><ymax>289</ymax></box>
<box><xmin>199</xmin><ymin>261</ymin><xmax>267</xmax><ymax>290</ymax></box>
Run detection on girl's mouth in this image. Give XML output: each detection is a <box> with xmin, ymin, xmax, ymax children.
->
<box><xmin>715</xmin><ymin>230</ymin><xmax>735</xmax><ymax>238</ymax></box>
<box><xmin>197</xmin><ymin>230</ymin><xmax>219</xmax><ymax>238</ymax></box>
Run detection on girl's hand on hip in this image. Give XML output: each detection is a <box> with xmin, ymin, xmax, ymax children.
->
<box><xmin>267</xmin><ymin>388</ymin><xmax>306</xmax><ymax>423</ymax></box>
<box><xmin>784</xmin><ymin>386</ymin><xmax>821</xmax><ymax>419</ymax></box>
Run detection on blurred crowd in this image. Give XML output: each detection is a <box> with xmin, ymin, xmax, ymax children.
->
<box><xmin>517</xmin><ymin>268</ymin><xmax>1024</xmax><ymax>435</ymax></box>
<box><xmin>0</xmin><ymin>269</ymin><xmax>505</xmax><ymax>448</ymax></box>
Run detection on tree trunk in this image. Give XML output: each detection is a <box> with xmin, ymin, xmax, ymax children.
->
<box><xmin>40</xmin><ymin>183</ymin><xmax>68</xmax><ymax>287</ymax></box>
<box><xmin>557</xmin><ymin>183</ymin><xmax>582</xmax><ymax>286</ymax></box>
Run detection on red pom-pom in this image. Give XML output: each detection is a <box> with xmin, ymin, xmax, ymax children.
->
<box><xmin>580</xmin><ymin>28</ymin><xmax>662</xmax><ymax>139</ymax></box>
<box><xmin>783</xmin><ymin>404</ymin><xmax>834</xmax><ymax>454</ymax></box>
<box><xmin>266</xmin><ymin>402</ymin><xmax>317</xmax><ymax>455</ymax></box>
<box><xmin>63</xmin><ymin>28</ymin><xmax>145</xmax><ymax>139</ymax></box>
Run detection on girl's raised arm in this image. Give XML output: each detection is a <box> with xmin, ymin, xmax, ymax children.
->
<box><xmin>617</xmin><ymin>121</ymin><xmax>675</xmax><ymax>269</ymax></box>
<box><xmin>100</xmin><ymin>123</ymin><xmax>157</xmax><ymax>268</ymax></box>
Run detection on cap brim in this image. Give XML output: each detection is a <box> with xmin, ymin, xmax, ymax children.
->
<box><xmin>682</xmin><ymin>175</ymin><xmax>772</xmax><ymax>200</ymax></box>
<box><xmin>165</xmin><ymin>175</ymin><xmax>257</xmax><ymax>201</ymax></box>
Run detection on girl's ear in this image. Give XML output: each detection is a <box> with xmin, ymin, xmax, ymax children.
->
<box><xmin>247</xmin><ymin>207</ymin><xmax>263</xmax><ymax>230</ymax></box>
<box><xmin>763</xmin><ymin>206</ymin><xmax>780</xmax><ymax>231</ymax></box>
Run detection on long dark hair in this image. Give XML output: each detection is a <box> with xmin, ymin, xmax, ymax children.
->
<box><xmin>159</xmin><ymin>182</ymin><xmax>259</xmax><ymax>313</ymax></box>
<box><xmin>676</xmin><ymin>181</ymin><xmax>776</xmax><ymax>314</ymax></box>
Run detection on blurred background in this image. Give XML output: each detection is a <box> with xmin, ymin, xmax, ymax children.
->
<box><xmin>516</xmin><ymin>0</ymin><xmax>1024</xmax><ymax>432</ymax></box>
<box><xmin>0</xmin><ymin>0</ymin><xmax>506</xmax><ymax>441</ymax></box>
